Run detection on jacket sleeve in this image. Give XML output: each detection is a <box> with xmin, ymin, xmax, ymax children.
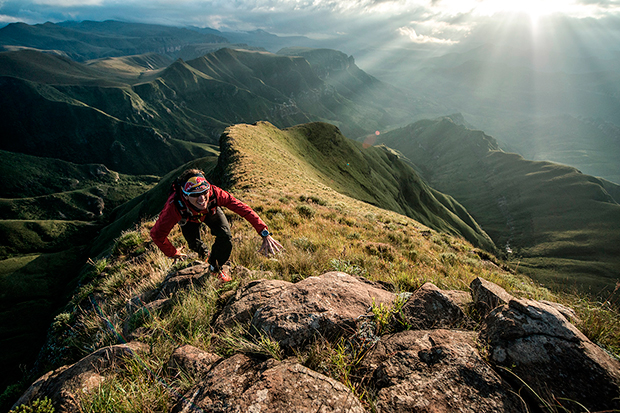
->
<box><xmin>150</xmin><ymin>194</ymin><xmax>182</xmax><ymax>257</ymax></box>
<box><xmin>213</xmin><ymin>186</ymin><xmax>268</xmax><ymax>234</ymax></box>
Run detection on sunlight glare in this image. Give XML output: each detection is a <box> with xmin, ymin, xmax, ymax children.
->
<box><xmin>474</xmin><ymin>0</ymin><xmax>569</xmax><ymax>21</ymax></box>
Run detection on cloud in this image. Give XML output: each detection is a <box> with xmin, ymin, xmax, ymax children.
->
<box><xmin>1</xmin><ymin>0</ymin><xmax>620</xmax><ymax>54</ymax></box>
<box><xmin>33</xmin><ymin>0</ymin><xmax>104</xmax><ymax>6</ymax></box>
<box><xmin>398</xmin><ymin>26</ymin><xmax>458</xmax><ymax>44</ymax></box>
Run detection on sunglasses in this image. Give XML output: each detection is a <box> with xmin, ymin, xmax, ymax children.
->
<box><xmin>188</xmin><ymin>191</ymin><xmax>208</xmax><ymax>198</ymax></box>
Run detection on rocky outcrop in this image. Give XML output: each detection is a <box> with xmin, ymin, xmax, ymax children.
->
<box><xmin>170</xmin><ymin>353</ymin><xmax>366</xmax><ymax>413</ymax></box>
<box><xmin>13</xmin><ymin>267</ymin><xmax>620</xmax><ymax>413</ymax></box>
<box><xmin>13</xmin><ymin>341</ymin><xmax>148</xmax><ymax>412</ymax></box>
<box><xmin>251</xmin><ymin>272</ymin><xmax>396</xmax><ymax>349</ymax></box>
<box><xmin>481</xmin><ymin>297</ymin><xmax>620</xmax><ymax>412</ymax></box>
<box><xmin>396</xmin><ymin>281</ymin><xmax>475</xmax><ymax>330</ymax></box>
<box><xmin>216</xmin><ymin>278</ymin><xmax>292</xmax><ymax>328</ymax></box>
<box><xmin>363</xmin><ymin>329</ymin><xmax>525</xmax><ymax>412</ymax></box>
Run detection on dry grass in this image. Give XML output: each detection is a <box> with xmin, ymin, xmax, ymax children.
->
<box><xmin>20</xmin><ymin>121</ymin><xmax>619</xmax><ymax>412</ymax></box>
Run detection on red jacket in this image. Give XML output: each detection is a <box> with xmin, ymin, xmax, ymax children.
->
<box><xmin>150</xmin><ymin>184</ymin><xmax>268</xmax><ymax>257</ymax></box>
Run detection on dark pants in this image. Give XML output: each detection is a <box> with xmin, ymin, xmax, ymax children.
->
<box><xmin>181</xmin><ymin>207</ymin><xmax>232</xmax><ymax>271</ymax></box>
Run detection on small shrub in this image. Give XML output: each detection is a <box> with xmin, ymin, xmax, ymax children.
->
<box><xmin>364</xmin><ymin>242</ymin><xmax>395</xmax><ymax>261</ymax></box>
<box><xmin>113</xmin><ymin>231</ymin><xmax>144</xmax><ymax>255</ymax></box>
<box><xmin>293</xmin><ymin>237</ymin><xmax>317</xmax><ymax>253</ymax></box>
<box><xmin>217</xmin><ymin>324</ymin><xmax>283</xmax><ymax>360</ymax></box>
<box><xmin>439</xmin><ymin>252</ymin><xmax>459</xmax><ymax>266</ymax></box>
<box><xmin>347</xmin><ymin>232</ymin><xmax>361</xmax><ymax>240</ymax></box>
<box><xmin>298</xmin><ymin>194</ymin><xmax>326</xmax><ymax>205</ymax></box>
<box><xmin>329</xmin><ymin>258</ymin><xmax>367</xmax><ymax>277</ymax></box>
<box><xmin>296</xmin><ymin>205</ymin><xmax>316</xmax><ymax>219</ymax></box>
<box><xmin>9</xmin><ymin>397</ymin><xmax>54</xmax><ymax>413</ymax></box>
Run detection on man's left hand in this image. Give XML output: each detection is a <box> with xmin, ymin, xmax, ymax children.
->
<box><xmin>258</xmin><ymin>235</ymin><xmax>284</xmax><ymax>256</ymax></box>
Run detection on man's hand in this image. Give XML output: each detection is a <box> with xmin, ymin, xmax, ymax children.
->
<box><xmin>258</xmin><ymin>235</ymin><xmax>284</xmax><ymax>256</ymax></box>
<box><xmin>172</xmin><ymin>247</ymin><xmax>188</xmax><ymax>260</ymax></box>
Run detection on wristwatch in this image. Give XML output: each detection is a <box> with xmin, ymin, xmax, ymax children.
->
<box><xmin>260</xmin><ymin>229</ymin><xmax>270</xmax><ymax>237</ymax></box>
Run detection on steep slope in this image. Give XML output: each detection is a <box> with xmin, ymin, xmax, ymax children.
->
<box><xmin>0</xmin><ymin>150</ymin><xmax>163</xmax><ymax>395</ymax></box>
<box><xmin>0</xmin><ymin>49</ymin><xmax>125</xmax><ymax>85</ymax></box>
<box><xmin>0</xmin><ymin>75</ymin><xmax>214</xmax><ymax>175</ymax></box>
<box><xmin>367</xmin><ymin>43</ymin><xmax>620</xmax><ymax>184</ymax></box>
<box><xmin>377</xmin><ymin>117</ymin><xmax>620</xmax><ymax>294</ymax></box>
<box><xmin>84</xmin><ymin>53</ymin><xmax>173</xmax><ymax>79</ymax></box>
<box><xmin>277</xmin><ymin>47</ymin><xmax>439</xmax><ymax>124</ymax></box>
<box><xmin>212</xmin><ymin>121</ymin><xmax>494</xmax><ymax>251</ymax></box>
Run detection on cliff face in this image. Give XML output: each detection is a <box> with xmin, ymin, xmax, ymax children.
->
<box><xmin>13</xmin><ymin>265</ymin><xmax>620</xmax><ymax>412</ymax></box>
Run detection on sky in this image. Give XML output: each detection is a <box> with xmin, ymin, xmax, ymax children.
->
<box><xmin>2</xmin><ymin>0</ymin><xmax>620</xmax><ymax>55</ymax></box>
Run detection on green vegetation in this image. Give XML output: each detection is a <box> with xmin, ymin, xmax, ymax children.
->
<box><xmin>0</xmin><ymin>151</ymin><xmax>162</xmax><ymax>396</ymax></box>
<box><xmin>3</xmin><ymin>120</ymin><xmax>618</xmax><ymax>412</ymax></box>
<box><xmin>9</xmin><ymin>397</ymin><xmax>54</xmax><ymax>413</ymax></box>
<box><xmin>378</xmin><ymin>117</ymin><xmax>620</xmax><ymax>297</ymax></box>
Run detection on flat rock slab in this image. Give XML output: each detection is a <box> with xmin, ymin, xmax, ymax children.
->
<box><xmin>251</xmin><ymin>271</ymin><xmax>396</xmax><ymax>349</ymax></box>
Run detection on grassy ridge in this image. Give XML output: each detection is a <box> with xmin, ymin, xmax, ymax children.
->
<box><xmin>215</xmin><ymin>121</ymin><xmax>494</xmax><ymax>251</ymax></box>
<box><xmin>6</xmin><ymin>119</ymin><xmax>616</xmax><ymax>412</ymax></box>
<box><xmin>377</xmin><ymin>117</ymin><xmax>620</xmax><ymax>295</ymax></box>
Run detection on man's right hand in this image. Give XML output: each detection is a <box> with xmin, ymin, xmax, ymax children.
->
<box><xmin>172</xmin><ymin>247</ymin><xmax>188</xmax><ymax>260</ymax></box>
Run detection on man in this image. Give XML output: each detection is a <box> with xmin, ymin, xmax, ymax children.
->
<box><xmin>150</xmin><ymin>168</ymin><xmax>283</xmax><ymax>282</ymax></box>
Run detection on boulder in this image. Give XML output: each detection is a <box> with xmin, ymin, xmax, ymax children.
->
<box><xmin>215</xmin><ymin>279</ymin><xmax>293</xmax><ymax>328</ymax></box>
<box><xmin>364</xmin><ymin>329</ymin><xmax>525</xmax><ymax>412</ymax></box>
<box><xmin>481</xmin><ymin>298</ymin><xmax>620</xmax><ymax>412</ymax></box>
<box><xmin>470</xmin><ymin>277</ymin><xmax>514</xmax><ymax>318</ymax></box>
<box><xmin>167</xmin><ymin>344</ymin><xmax>222</xmax><ymax>380</ymax></box>
<box><xmin>397</xmin><ymin>282</ymin><xmax>475</xmax><ymax>330</ymax></box>
<box><xmin>157</xmin><ymin>263</ymin><xmax>211</xmax><ymax>299</ymax></box>
<box><xmin>171</xmin><ymin>353</ymin><xmax>365</xmax><ymax>413</ymax></box>
<box><xmin>251</xmin><ymin>272</ymin><xmax>396</xmax><ymax>349</ymax></box>
<box><xmin>12</xmin><ymin>341</ymin><xmax>148</xmax><ymax>413</ymax></box>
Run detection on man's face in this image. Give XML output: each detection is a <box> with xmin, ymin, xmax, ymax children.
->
<box><xmin>185</xmin><ymin>191</ymin><xmax>208</xmax><ymax>210</ymax></box>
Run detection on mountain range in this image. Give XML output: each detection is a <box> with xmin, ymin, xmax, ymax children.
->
<box><xmin>0</xmin><ymin>19</ymin><xmax>619</xmax><ymax>405</ymax></box>
<box><xmin>362</xmin><ymin>42</ymin><xmax>620</xmax><ymax>184</ymax></box>
<box><xmin>377</xmin><ymin>115</ymin><xmax>620</xmax><ymax>293</ymax></box>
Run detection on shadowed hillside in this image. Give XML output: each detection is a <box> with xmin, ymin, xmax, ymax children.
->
<box><xmin>0</xmin><ymin>47</ymin><xmax>424</xmax><ymax>175</ymax></box>
<box><xmin>0</xmin><ymin>150</ymin><xmax>166</xmax><ymax>395</ymax></box>
<box><xmin>377</xmin><ymin>117</ymin><xmax>620</xmax><ymax>295</ymax></box>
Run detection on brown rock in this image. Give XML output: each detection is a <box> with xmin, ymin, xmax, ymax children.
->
<box><xmin>215</xmin><ymin>279</ymin><xmax>293</xmax><ymax>328</ymax></box>
<box><xmin>157</xmin><ymin>263</ymin><xmax>211</xmax><ymax>299</ymax></box>
<box><xmin>364</xmin><ymin>329</ymin><xmax>525</xmax><ymax>412</ymax></box>
<box><xmin>167</xmin><ymin>344</ymin><xmax>222</xmax><ymax>380</ymax></box>
<box><xmin>398</xmin><ymin>282</ymin><xmax>475</xmax><ymax>330</ymax></box>
<box><xmin>481</xmin><ymin>298</ymin><xmax>620</xmax><ymax>411</ymax></box>
<box><xmin>12</xmin><ymin>342</ymin><xmax>148</xmax><ymax>412</ymax></box>
<box><xmin>470</xmin><ymin>277</ymin><xmax>514</xmax><ymax>318</ymax></box>
<box><xmin>171</xmin><ymin>353</ymin><xmax>365</xmax><ymax>412</ymax></box>
<box><xmin>251</xmin><ymin>271</ymin><xmax>396</xmax><ymax>349</ymax></box>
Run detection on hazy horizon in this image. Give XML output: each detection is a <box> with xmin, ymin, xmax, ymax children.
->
<box><xmin>2</xmin><ymin>1</ymin><xmax>620</xmax><ymax>59</ymax></box>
